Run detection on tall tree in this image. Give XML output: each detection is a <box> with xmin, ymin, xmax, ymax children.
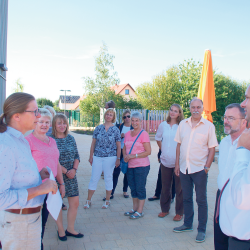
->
<box><xmin>36</xmin><ymin>98</ymin><xmax>54</xmax><ymax>108</ymax></box>
<box><xmin>83</xmin><ymin>42</ymin><xmax>120</xmax><ymax>108</ymax></box>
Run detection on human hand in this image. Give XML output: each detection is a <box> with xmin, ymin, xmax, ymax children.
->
<box><xmin>40</xmin><ymin>179</ymin><xmax>58</xmax><ymax>195</ymax></box>
<box><xmin>115</xmin><ymin>159</ymin><xmax>120</xmax><ymax>168</ymax></box>
<box><xmin>59</xmin><ymin>185</ymin><xmax>65</xmax><ymax>198</ymax></box>
<box><xmin>174</xmin><ymin>165</ymin><xmax>180</xmax><ymax>177</ymax></box>
<box><xmin>66</xmin><ymin>169</ymin><xmax>76</xmax><ymax>179</ymax></box>
<box><xmin>89</xmin><ymin>156</ymin><xmax>93</xmax><ymax>166</ymax></box>
<box><xmin>121</xmin><ymin>133</ymin><xmax>125</xmax><ymax>138</ymax></box>
<box><xmin>237</xmin><ymin>129</ymin><xmax>250</xmax><ymax>150</ymax></box>
<box><xmin>40</xmin><ymin>168</ymin><xmax>50</xmax><ymax>180</ymax></box>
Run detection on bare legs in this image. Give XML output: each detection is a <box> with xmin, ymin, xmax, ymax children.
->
<box><xmin>132</xmin><ymin>198</ymin><xmax>145</xmax><ymax>213</ymax></box>
<box><xmin>56</xmin><ymin>196</ymin><xmax>79</xmax><ymax>236</ymax></box>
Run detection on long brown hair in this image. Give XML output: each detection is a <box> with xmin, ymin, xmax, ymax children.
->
<box><xmin>52</xmin><ymin>114</ymin><xmax>69</xmax><ymax>137</ymax></box>
<box><xmin>166</xmin><ymin>104</ymin><xmax>184</xmax><ymax>125</ymax></box>
<box><xmin>0</xmin><ymin>92</ymin><xmax>35</xmax><ymax>133</ymax></box>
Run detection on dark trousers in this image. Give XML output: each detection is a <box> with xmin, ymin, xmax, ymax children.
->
<box><xmin>214</xmin><ymin>189</ymin><xmax>229</xmax><ymax>250</ymax></box>
<box><xmin>154</xmin><ymin>164</ymin><xmax>176</xmax><ymax>199</ymax></box>
<box><xmin>41</xmin><ymin>196</ymin><xmax>49</xmax><ymax>250</ymax></box>
<box><xmin>160</xmin><ymin>164</ymin><xmax>183</xmax><ymax>215</ymax></box>
<box><xmin>111</xmin><ymin>150</ymin><xmax>128</xmax><ymax>196</ymax></box>
<box><xmin>180</xmin><ymin>170</ymin><xmax>208</xmax><ymax>233</ymax></box>
<box><xmin>229</xmin><ymin>237</ymin><xmax>250</xmax><ymax>250</ymax></box>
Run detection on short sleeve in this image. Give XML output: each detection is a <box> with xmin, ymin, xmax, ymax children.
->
<box><xmin>208</xmin><ymin>124</ymin><xmax>218</xmax><ymax>148</ymax></box>
<box><xmin>155</xmin><ymin>122</ymin><xmax>164</xmax><ymax>141</ymax></box>
<box><xmin>174</xmin><ymin>123</ymin><xmax>182</xmax><ymax>143</ymax></box>
<box><xmin>140</xmin><ymin>131</ymin><xmax>150</xmax><ymax>143</ymax></box>
<box><xmin>114</xmin><ymin>128</ymin><xmax>121</xmax><ymax>142</ymax></box>
<box><xmin>72</xmin><ymin>136</ymin><xmax>80</xmax><ymax>161</ymax></box>
<box><xmin>93</xmin><ymin>126</ymin><xmax>99</xmax><ymax>139</ymax></box>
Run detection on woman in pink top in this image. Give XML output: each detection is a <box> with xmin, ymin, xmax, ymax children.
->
<box><xmin>26</xmin><ymin>108</ymin><xmax>65</xmax><ymax>249</ymax></box>
<box><xmin>123</xmin><ymin>111</ymin><xmax>151</xmax><ymax>219</ymax></box>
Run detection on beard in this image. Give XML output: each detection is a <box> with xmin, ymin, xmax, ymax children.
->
<box><xmin>224</xmin><ymin>124</ymin><xmax>240</xmax><ymax>135</ymax></box>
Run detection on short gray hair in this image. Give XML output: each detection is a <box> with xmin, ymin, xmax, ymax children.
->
<box><xmin>225</xmin><ymin>103</ymin><xmax>245</xmax><ymax>118</ymax></box>
<box><xmin>189</xmin><ymin>97</ymin><xmax>203</xmax><ymax>107</ymax></box>
<box><xmin>131</xmin><ymin>111</ymin><xmax>142</xmax><ymax>121</ymax></box>
<box><xmin>43</xmin><ymin>105</ymin><xmax>56</xmax><ymax>118</ymax></box>
<box><xmin>39</xmin><ymin>108</ymin><xmax>52</xmax><ymax>121</ymax></box>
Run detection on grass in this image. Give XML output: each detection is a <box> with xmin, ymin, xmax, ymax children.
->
<box><xmin>70</xmin><ymin>129</ymin><xmax>94</xmax><ymax>135</ymax></box>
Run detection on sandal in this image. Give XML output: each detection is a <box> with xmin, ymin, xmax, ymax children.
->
<box><xmin>102</xmin><ymin>200</ymin><xmax>110</xmax><ymax>209</ymax></box>
<box><xmin>83</xmin><ymin>200</ymin><xmax>91</xmax><ymax>209</ymax></box>
<box><xmin>129</xmin><ymin>211</ymin><xmax>144</xmax><ymax>219</ymax></box>
<box><xmin>124</xmin><ymin>209</ymin><xmax>136</xmax><ymax>216</ymax></box>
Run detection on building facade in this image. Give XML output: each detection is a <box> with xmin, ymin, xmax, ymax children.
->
<box><xmin>0</xmin><ymin>0</ymin><xmax>8</xmax><ymax>114</ymax></box>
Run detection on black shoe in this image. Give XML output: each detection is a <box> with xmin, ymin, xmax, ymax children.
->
<box><xmin>148</xmin><ymin>196</ymin><xmax>160</xmax><ymax>201</ymax></box>
<box><xmin>103</xmin><ymin>195</ymin><xmax>113</xmax><ymax>201</ymax></box>
<box><xmin>57</xmin><ymin>231</ymin><xmax>67</xmax><ymax>241</ymax></box>
<box><xmin>65</xmin><ymin>230</ymin><xmax>84</xmax><ymax>238</ymax></box>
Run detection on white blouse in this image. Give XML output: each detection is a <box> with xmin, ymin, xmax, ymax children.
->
<box><xmin>155</xmin><ymin>121</ymin><xmax>178</xmax><ymax>168</ymax></box>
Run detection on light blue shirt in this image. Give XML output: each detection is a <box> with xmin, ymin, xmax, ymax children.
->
<box><xmin>0</xmin><ymin>127</ymin><xmax>45</xmax><ymax>210</ymax></box>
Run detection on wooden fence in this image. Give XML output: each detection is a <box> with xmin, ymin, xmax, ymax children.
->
<box><xmin>100</xmin><ymin>108</ymin><xmax>169</xmax><ymax>133</ymax></box>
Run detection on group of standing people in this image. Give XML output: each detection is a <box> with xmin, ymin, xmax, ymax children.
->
<box><xmin>1</xmin><ymin>90</ymin><xmax>250</xmax><ymax>249</ymax></box>
<box><xmin>0</xmin><ymin>93</ymin><xmax>83</xmax><ymax>249</ymax></box>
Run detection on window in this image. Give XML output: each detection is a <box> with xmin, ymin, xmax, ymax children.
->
<box><xmin>125</xmin><ymin>89</ymin><xmax>129</xmax><ymax>95</ymax></box>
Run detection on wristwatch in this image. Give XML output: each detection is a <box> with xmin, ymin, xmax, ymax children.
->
<box><xmin>136</xmin><ymin>154</ymin><xmax>138</xmax><ymax>158</ymax></box>
<box><xmin>204</xmin><ymin>166</ymin><xmax>210</xmax><ymax>171</ymax></box>
<box><xmin>73</xmin><ymin>168</ymin><xmax>78</xmax><ymax>173</ymax></box>
<box><xmin>59</xmin><ymin>183</ymin><xmax>65</xmax><ymax>186</ymax></box>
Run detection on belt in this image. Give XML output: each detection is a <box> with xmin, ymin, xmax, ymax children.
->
<box><xmin>5</xmin><ymin>206</ymin><xmax>41</xmax><ymax>215</ymax></box>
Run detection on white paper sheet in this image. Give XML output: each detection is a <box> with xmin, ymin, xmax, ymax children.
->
<box><xmin>46</xmin><ymin>167</ymin><xmax>62</xmax><ymax>221</ymax></box>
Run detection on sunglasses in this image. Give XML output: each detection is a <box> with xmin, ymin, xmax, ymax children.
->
<box><xmin>123</xmin><ymin>115</ymin><xmax>130</xmax><ymax>119</ymax></box>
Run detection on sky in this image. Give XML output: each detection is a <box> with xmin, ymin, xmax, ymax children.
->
<box><xmin>6</xmin><ymin>0</ymin><xmax>250</xmax><ymax>102</ymax></box>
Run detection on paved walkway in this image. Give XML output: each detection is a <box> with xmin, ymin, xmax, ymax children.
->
<box><xmin>43</xmin><ymin>132</ymin><xmax>218</xmax><ymax>250</ymax></box>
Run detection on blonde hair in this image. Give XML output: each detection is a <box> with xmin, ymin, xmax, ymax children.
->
<box><xmin>52</xmin><ymin>114</ymin><xmax>69</xmax><ymax>137</ymax></box>
<box><xmin>39</xmin><ymin>108</ymin><xmax>52</xmax><ymax>121</ymax></box>
<box><xmin>122</xmin><ymin>110</ymin><xmax>131</xmax><ymax>123</ymax></box>
<box><xmin>43</xmin><ymin>105</ymin><xmax>56</xmax><ymax>118</ymax></box>
<box><xmin>166</xmin><ymin>104</ymin><xmax>184</xmax><ymax>125</ymax></box>
<box><xmin>104</xmin><ymin>108</ymin><xmax>116</xmax><ymax>123</ymax></box>
<box><xmin>0</xmin><ymin>92</ymin><xmax>35</xmax><ymax>133</ymax></box>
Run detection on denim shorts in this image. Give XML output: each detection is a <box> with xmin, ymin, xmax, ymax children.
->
<box><xmin>127</xmin><ymin>165</ymin><xmax>150</xmax><ymax>200</ymax></box>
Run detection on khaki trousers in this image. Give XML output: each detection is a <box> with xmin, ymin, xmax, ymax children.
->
<box><xmin>0</xmin><ymin>210</ymin><xmax>41</xmax><ymax>250</ymax></box>
<box><xmin>160</xmin><ymin>164</ymin><xmax>183</xmax><ymax>215</ymax></box>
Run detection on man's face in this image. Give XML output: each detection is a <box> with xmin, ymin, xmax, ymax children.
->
<box><xmin>224</xmin><ymin>107</ymin><xmax>244</xmax><ymax>135</ymax></box>
<box><xmin>241</xmin><ymin>86</ymin><xmax>250</xmax><ymax>122</ymax></box>
<box><xmin>190</xmin><ymin>100</ymin><xmax>203</xmax><ymax>119</ymax></box>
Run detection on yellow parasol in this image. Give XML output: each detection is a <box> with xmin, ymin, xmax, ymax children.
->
<box><xmin>198</xmin><ymin>49</ymin><xmax>216</xmax><ymax>123</ymax></box>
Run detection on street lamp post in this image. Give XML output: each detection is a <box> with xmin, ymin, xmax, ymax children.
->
<box><xmin>60</xmin><ymin>89</ymin><xmax>71</xmax><ymax>115</ymax></box>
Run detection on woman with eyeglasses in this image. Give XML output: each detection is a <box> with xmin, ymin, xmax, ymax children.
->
<box><xmin>85</xmin><ymin>108</ymin><xmax>121</xmax><ymax>209</ymax></box>
<box><xmin>155</xmin><ymin>104</ymin><xmax>184</xmax><ymax>221</ymax></box>
<box><xmin>103</xmin><ymin>110</ymin><xmax>133</xmax><ymax>201</ymax></box>
<box><xmin>0</xmin><ymin>93</ymin><xmax>58</xmax><ymax>249</ymax></box>
<box><xmin>25</xmin><ymin>108</ymin><xmax>65</xmax><ymax>249</ymax></box>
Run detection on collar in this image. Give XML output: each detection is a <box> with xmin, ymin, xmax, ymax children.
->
<box><xmin>230</xmin><ymin>134</ymin><xmax>240</xmax><ymax>146</ymax></box>
<box><xmin>7</xmin><ymin>126</ymin><xmax>24</xmax><ymax>139</ymax></box>
<box><xmin>186</xmin><ymin>116</ymin><xmax>205</xmax><ymax>128</ymax></box>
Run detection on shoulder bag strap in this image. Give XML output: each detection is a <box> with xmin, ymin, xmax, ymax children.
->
<box><xmin>129</xmin><ymin>130</ymin><xmax>144</xmax><ymax>154</ymax></box>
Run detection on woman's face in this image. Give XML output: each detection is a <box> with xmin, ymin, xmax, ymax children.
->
<box><xmin>19</xmin><ymin>100</ymin><xmax>41</xmax><ymax>132</ymax></box>
<box><xmin>131</xmin><ymin>117</ymin><xmax>141</xmax><ymax>129</ymax></box>
<box><xmin>35</xmin><ymin>116</ymin><xmax>51</xmax><ymax>134</ymax></box>
<box><xmin>105</xmin><ymin>111</ymin><xmax>114</xmax><ymax>123</ymax></box>
<box><xmin>55</xmin><ymin>118</ymin><xmax>67</xmax><ymax>134</ymax></box>
<box><xmin>123</xmin><ymin>112</ymin><xmax>131</xmax><ymax>123</ymax></box>
<box><xmin>169</xmin><ymin>106</ymin><xmax>180</xmax><ymax>120</ymax></box>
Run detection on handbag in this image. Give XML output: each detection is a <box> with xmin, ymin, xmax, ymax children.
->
<box><xmin>120</xmin><ymin>130</ymin><xmax>144</xmax><ymax>174</ymax></box>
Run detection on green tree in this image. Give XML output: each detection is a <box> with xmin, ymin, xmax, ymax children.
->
<box><xmin>83</xmin><ymin>42</ymin><xmax>120</xmax><ymax>108</ymax></box>
<box><xmin>36</xmin><ymin>98</ymin><xmax>54</xmax><ymax>108</ymax></box>
<box><xmin>12</xmin><ymin>78</ymin><xmax>24</xmax><ymax>93</ymax></box>
<box><xmin>53</xmin><ymin>99</ymin><xmax>63</xmax><ymax>112</ymax></box>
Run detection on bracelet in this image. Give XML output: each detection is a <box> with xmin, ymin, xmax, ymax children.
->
<box><xmin>59</xmin><ymin>183</ymin><xmax>65</xmax><ymax>186</ymax></box>
<box><xmin>117</xmin><ymin>157</ymin><xmax>120</xmax><ymax>160</ymax></box>
<box><xmin>73</xmin><ymin>168</ymin><xmax>78</xmax><ymax>173</ymax></box>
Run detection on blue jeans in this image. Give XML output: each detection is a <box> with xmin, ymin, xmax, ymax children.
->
<box><xmin>127</xmin><ymin>165</ymin><xmax>150</xmax><ymax>200</ymax></box>
<box><xmin>180</xmin><ymin>170</ymin><xmax>208</xmax><ymax>233</ymax></box>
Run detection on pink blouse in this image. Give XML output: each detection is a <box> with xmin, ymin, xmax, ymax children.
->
<box><xmin>25</xmin><ymin>133</ymin><xmax>59</xmax><ymax>178</ymax></box>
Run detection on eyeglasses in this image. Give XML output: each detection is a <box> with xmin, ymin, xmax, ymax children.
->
<box><xmin>222</xmin><ymin>116</ymin><xmax>245</xmax><ymax>122</ymax></box>
<box><xmin>123</xmin><ymin>115</ymin><xmax>131</xmax><ymax>119</ymax></box>
<box><xmin>25</xmin><ymin>109</ymin><xmax>40</xmax><ymax>116</ymax></box>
